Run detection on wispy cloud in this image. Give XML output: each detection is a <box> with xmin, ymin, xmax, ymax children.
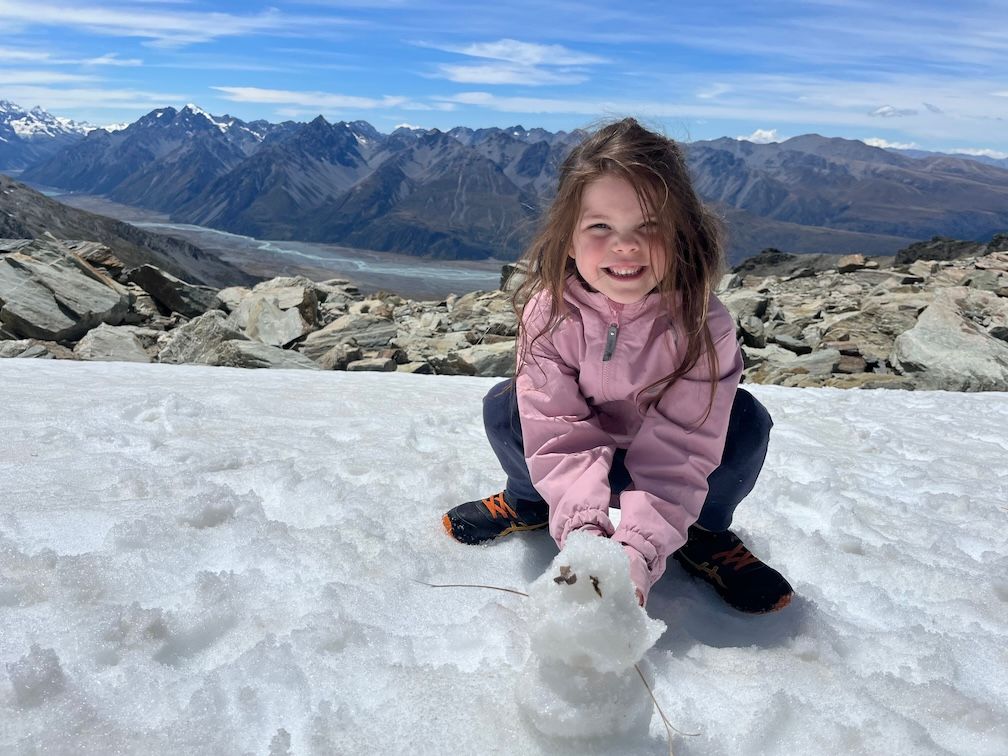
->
<box><xmin>863</xmin><ymin>137</ymin><xmax>919</xmax><ymax>150</ymax></box>
<box><xmin>438</xmin><ymin>39</ymin><xmax>607</xmax><ymax>67</ymax></box>
<box><xmin>0</xmin><ymin>46</ymin><xmax>140</xmax><ymax>66</ymax></box>
<box><xmin>436</xmin><ymin>64</ymin><xmax>587</xmax><ymax>86</ymax></box>
<box><xmin>870</xmin><ymin>105</ymin><xmax>918</xmax><ymax>118</ymax></box>
<box><xmin>0</xmin><ymin>47</ymin><xmax>51</xmax><ymax>62</ymax></box>
<box><xmin>422</xmin><ymin>38</ymin><xmax>605</xmax><ymax>87</ymax></box>
<box><xmin>213</xmin><ymin>86</ymin><xmax>414</xmax><ymax>111</ymax></box>
<box><xmin>948</xmin><ymin>146</ymin><xmax>1008</xmax><ymax>159</ymax></box>
<box><xmin>697</xmin><ymin>83</ymin><xmax>732</xmax><ymax>100</ymax></box>
<box><xmin>0</xmin><ymin>1</ymin><xmax>351</xmax><ymax>47</ymax></box>
<box><xmin>83</xmin><ymin>53</ymin><xmax>143</xmax><ymax>66</ymax></box>
<box><xmin>0</xmin><ymin>70</ymin><xmax>99</xmax><ymax>85</ymax></box>
<box><xmin>2</xmin><ymin>85</ymin><xmax>187</xmax><ymax>110</ymax></box>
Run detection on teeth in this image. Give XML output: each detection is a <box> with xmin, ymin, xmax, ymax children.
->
<box><xmin>607</xmin><ymin>267</ymin><xmax>642</xmax><ymax>277</ymax></box>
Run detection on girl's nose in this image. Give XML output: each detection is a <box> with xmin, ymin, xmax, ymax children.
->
<box><xmin>612</xmin><ymin>232</ymin><xmax>639</xmax><ymax>253</ymax></box>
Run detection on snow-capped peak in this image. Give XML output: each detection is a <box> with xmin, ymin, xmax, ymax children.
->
<box><xmin>180</xmin><ymin>103</ymin><xmax>232</xmax><ymax>134</ymax></box>
<box><xmin>0</xmin><ymin>100</ymin><xmax>90</xmax><ymax>138</ymax></box>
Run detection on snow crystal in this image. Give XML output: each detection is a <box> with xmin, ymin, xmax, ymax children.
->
<box><xmin>7</xmin><ymin>644</ymin><xmax>66</xmax><ymax>708</ymax></box>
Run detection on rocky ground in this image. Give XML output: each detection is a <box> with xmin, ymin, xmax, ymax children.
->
<box><xmin>1</xmin><ymin>235</ymin><xmax>1007</xmax><ymax>391</ymax></box>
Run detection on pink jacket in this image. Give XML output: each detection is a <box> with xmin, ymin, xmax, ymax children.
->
<box><xmin>515</xmin><ymin>275</ymin><xmax>744</xmax><ymax>601</ymax></box>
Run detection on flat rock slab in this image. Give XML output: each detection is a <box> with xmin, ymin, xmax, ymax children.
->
<box><xmin>126</xmin><ymin>265</ymin><xmax>220</xmax><ymax>319</ymax></box>
<box><xmin>203</xmin><ymin>339</ymin><xmax>321</xmax><ymax>370</ymax></box>
<box><xmin>891</xmin><ymin>287</ymin><xmax>1008</xmax><ymax>391</ymax></box>
<box><xmin>0</xmin><ymin>240</ymin><xmax>128</xmax><ymax>341</ymax></box>
<box><xmin>73</xmin><ymin>323</ymin><xmax>151</xmax><ymax>363</ymax></box>
<box><xmin>158</xmin><ymin>310</ymin><xmax>247</xmax><ymax>365</ymax></box>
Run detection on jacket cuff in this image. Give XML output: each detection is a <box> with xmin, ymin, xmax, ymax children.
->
<box><xmin>557</xmin><ymin>508</ymin><xmax>614</xmax><ymax>548</ymax></box>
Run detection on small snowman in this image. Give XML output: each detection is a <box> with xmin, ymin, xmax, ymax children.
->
<box><xmin>517</xmin><ymin>531</ymin><xmax>667</xmax><ymax>739</ymax></box>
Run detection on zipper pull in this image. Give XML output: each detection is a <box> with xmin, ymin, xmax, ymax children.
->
<box><xmin>603</xmin><ymin>323</ymin><xmax>619</xmax><ymax>361</ymax></box>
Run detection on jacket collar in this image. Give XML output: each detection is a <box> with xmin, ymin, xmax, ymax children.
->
<box><xmin>563</xmin><ymin>273</ymin><xmax>665</xmax><ymax>322</ymax></box>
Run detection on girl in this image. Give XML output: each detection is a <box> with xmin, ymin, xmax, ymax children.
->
<box><xmin>443</xmin><ymin>118</ymin><xmax>792</xmax><ymax>613</ymax></box>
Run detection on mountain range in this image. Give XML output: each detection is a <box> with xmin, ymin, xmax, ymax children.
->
<box><xmin>5</xmin><ymin>101</ymin><xmax>1008</xmax><ymax>263</ymax></box>
<box><xmin>0</xmin><ymin>173</ymin><xmax>250</xmax><ymax>287</ymax></box>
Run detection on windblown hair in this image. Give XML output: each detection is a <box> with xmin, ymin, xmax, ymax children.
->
<box><xmin>513</xmin><ymin>117</ymin><xmax>726</xmax><ymax>410</ymax></box>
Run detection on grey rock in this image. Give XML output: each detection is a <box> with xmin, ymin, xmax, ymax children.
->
<box><xmin>158</xmin><ymin>310</ymin><xmax>247</xmax><ymax>364</ymax></box>
<box><xmin>456</xmin><ymin>340</ymin><xmax>516</xmax><ymax>377</ymax></box>
<box><xmin>316</xmin><ymin>343</ymin><xmax>363</xmax><ymax>370</ymax></box>
<box><xmin>73</xmin><ymin>323</ymin><xmax>150</xmax><ymax>363</ymax></box>
<box><xmin>0</xmin><ymin>339</ymin><xmax>57</xmax><ymax>359</ymax></box>
<box><xmin>720</xmin><ymin>290</ymin><xmax>769</xmax><ymax>321</ymax></box>
<box><xmin>0</xmin><ymin>240</ymin><xmax>128</xmax><ymax>341</ymax></box>
<box><xmin>716</xmin><ymin>272</ymin><xmax>742</xmax><ymax>292</ymax></box>
<box><xmin>300</xmin><ymin>313</ymin><xmax>397</xmax><ymax>360</ymax></box>
<box><xmin>738</xmin><ymin>315</ymin><xmax>766</xmax><ymax>348</ymax></box>
<box><xmin>250</xmin><ymin>277</ymin><xmax>321</xmax><ymax>325</ymax></box>
<box><xmin>837</xmin><ymin>254</ymin><xmax>868</xmax><ymax>273</ymax></box>
<box><xmin>891</xmin><ymin>287</ymin><xmax>1008</xmax><ymax>390</ymax></box>
<box><xmin>819</xmin><ymin>306</ymin><xmax>918</xmax><ymax>364</ymax></box>
<box><xmin>216</xmin><ymin>286</ymin><xmax>252</xmax><ymax>313</ymax></box>
<box><xmin>427</xmin><ymin>352</ymin><xmax>477</xmax><ymax>376</ymax></box>
<box><xmin>346</xmin><ymin>357</ymin><xmax>397</xmax><ymax>372</ymax></box>
<box><xmin>397</xmin><ymin>361</ymin><xmax>434</xmax><ymax>374</ymax></box>
<box><xmin>241</xmin><ymin>297</ymin><xmax>309</xmax><ymax>347</ymax></box>
<box><xmin>126</xmin><ymin>264</ymin><xmax>221</xmax><ymax>318</ymax></box>
<box><xmin>203</xmin><ymin>339</ymin><xmax>321</xmax><ymax>370</ymax></box>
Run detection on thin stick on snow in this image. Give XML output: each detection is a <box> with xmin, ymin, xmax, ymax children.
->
<box><xmin>635</xmin><ymin>662</ymin><xmax>700</xmax><ymax>750</ymax></box>
<box><xmin>413</xmin><ymin>579</ymin><xmax>529</xmax><ymax>597</ymax></box>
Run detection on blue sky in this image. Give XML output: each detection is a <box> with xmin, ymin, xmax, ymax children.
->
<box><xmin>1</xmin><ymin>0</ymin><xmax>1007</xmax><ymax>155</ymax></box>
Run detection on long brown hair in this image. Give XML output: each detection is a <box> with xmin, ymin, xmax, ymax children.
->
<box><xmin>513</xmin><ymin>117</ymin><xmax>726</xmax><ymax>414</ymax></box>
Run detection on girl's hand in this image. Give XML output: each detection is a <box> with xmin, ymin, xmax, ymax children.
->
<box><xmin>623</xmin><ymin>545</ymin><xmax>651</xmax><ymax>607</ymax></box>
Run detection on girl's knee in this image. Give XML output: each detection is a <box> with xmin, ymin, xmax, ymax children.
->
<box><xmin>483</xmin><ymin>379</ymin><xmax>518</xmax><ymax>430</ymax></box>
<box><xmin>730</xmin><ymin>388</ymin><xmax>773</xmax><ymax>457</ymax></box>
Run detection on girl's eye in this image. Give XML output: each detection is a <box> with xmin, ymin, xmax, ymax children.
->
<box><xmin>588</xmin><ymin>223</ymin><xmax>610</xmax><ymax>230</ymax></box>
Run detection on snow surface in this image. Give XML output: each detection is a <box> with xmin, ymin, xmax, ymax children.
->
<box><xmin>1</xmin><ymin>360</ymin><xmax>1006</xmax><ymax>755</ymax></box>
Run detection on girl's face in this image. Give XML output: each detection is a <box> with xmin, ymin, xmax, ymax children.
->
<box><xmin>568</xmin><ymin>174</ymin><xmax>667</xmax><ymax>305</ymax></box>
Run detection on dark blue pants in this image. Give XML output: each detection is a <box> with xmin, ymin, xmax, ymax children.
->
<box><xmin>482</xmin><ymin>380</ymin><xmax>772</xmax><ymax>532</ymax></box>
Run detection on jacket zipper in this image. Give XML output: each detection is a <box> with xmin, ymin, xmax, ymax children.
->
<box><xmin>602</xmin><ymin>300</ymin><xmax>623</xmax><ymax>362</ymax></box>
<box><xmin>602</xmin><ymin>323</ymin><xmax>619</xmax><ymax>361</ymax></box>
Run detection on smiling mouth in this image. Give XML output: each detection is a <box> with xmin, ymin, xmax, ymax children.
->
<box><xmin>604</xmin><ymin>266</ymin><xmax>645</xmax><ymax>279</ymax></box>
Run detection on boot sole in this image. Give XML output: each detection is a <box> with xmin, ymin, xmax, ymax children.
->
<box><xmin>443</xmin><ymin>514</ymin><xmax>547</xmax><ymax>544</ymax></box>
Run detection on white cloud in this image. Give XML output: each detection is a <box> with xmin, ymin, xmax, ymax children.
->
<box><xmin>436</xmin><ymin>63</ymin><xmax>587</xmax><ymax>86</ymax></box>
<box><xmin>213</xmin><ymin>86</ymin><xmax>412</xmax><ymax>110</ymax></box>
<box><xmin>2</xmin><ymin>85</ymin><xmax>186</xmax><ymax>110</ymax></box>
<box><xmin>0</xmin><ymin>48</ymin><xmax>51</xmax><ymax>62</ymax></box>
<box><xmin>948</xmin><ymin>146</ymin><xmax>1008</xmax><ymax>159</ymax></box>
<box><xmin>84</xmin><ymin>53</ymin><xmax>143</xmax><ymax>67</ymax></box>
<box><xmin>697</xmin><ymin>83</ymin><xmax>731</xmax><ymax>100</ymax></box>
<box><xmin>736</xmin><ymin>128</ymin><xmax>780</xmax><ymax>143</ymax></box>
<box><xmin>0</xmin><ymin>70</ymin><xmax>98</xmax><ymax>85</ymax></box>
<box><xmin>869</xmin><ymin>105</ymin><xmax>918</xmax><ymax>117</ymax></box>
<box><xmin>421</xmin><ymin>38</ymin><xmax>604</xmax><ymax>87</ymax></box>
<box><xmin>863</xmin><ymin>137</ymin><xmax>919</xmax><ymax>150</ymax></box>
<box><xmin>0</xmin><ymin>2</ymin><xmax>347</xmax><ymax>47</ymax></box>
<box><xmin>922</xmin><ymin>102</ymin><xmax>943</xmax><ymax>114</ymax></box>
<box><xmin>438</xmin><ymin>38</ymin><xmax>607</xmax><ymax>67</ymax></box>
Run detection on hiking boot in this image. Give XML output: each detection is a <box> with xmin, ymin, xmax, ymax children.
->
<box><xmin>443</xmin><ymin>491</ymin><xmax>549</xmax><ymax>545</ymax></box>
<box><xmin>672</xmin><ymin>525</ymin><xmax>793</xmax><ymax>613</ymax></box>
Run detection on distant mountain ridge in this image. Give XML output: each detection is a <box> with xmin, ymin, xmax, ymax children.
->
<box><xmin>7</xmin><ymin>101</ymin><xmax>1008</xmax><ymax>262</ymax></box>
<box><xmin>0</xmin><ymin>174</ymin><xmax>251</xmax><ymax>287</ymax></box>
